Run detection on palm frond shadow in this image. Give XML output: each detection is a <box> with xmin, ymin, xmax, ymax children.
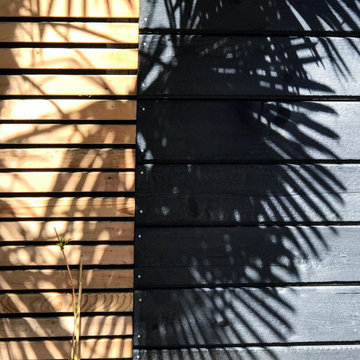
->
<box><xmin>135</xmin><ymin>1</ymin><xmax>360</xmax><ymax>358</ymax></box>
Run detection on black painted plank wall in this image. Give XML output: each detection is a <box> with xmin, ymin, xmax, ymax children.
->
<box><xmin>140</xmin><ymin>0</ymin><xmax>360</xmax><ymax>33</ymax></box>
<box><xmin>135</xmin><ymin>0</ymin><xmax>360</xmax><ymax>358</ymax></box>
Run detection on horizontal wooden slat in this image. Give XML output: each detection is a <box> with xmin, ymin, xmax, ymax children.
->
<box><xmin>140</xmin><ymin>0</ymin><xmax>360</xmax><ymax>33</ymax></box>
<box><xmin>0</xmin><ymin>0</ymin><xmax>139</xmax><ymax>18</ymax></box>
<box><xmin>0</xmin><ymin>221</ymin><xmax>134</xmax><ymax>241</ymax></box>
<box><xmin>139</xmin><ymin>35</ymin><xmax>360</xmax><ymax>96</ymax></box>
<box><xmin>0</xmin><ymin>48</ymin><xmax>138</xmax><ymax>70</ymax></box>
<box><xmin>0</xmin><ymin>148</ymin><xmax>135</xmax><ymax>169</ymax></box>
<box><xmin>0</xmin><ymin>172</ymin><xmax>134</xmax><ymax>192</ymax></box>
<box><xmin>136</xmin><ymin>164</ymin><xmax>357</xmax><ymax>225</ymax></box>
<box><xmin>0</xmin><ymin>315</ymin><xmax>132</xmax><ymax>338</ymax></box>
<box><xmin>135</xmin><ymin>226</ymin><xmax>360</xmax><ymax>287</ymax></box>
<box><xmin>137</xmin><ymin>100</ymin><xmax>360</xmax><ymax>162</ymax></box>
<box><xmin>0</xmin><ymin>197</ymin><xmax>135</xmax><ymax>218</ymax></box>
<box><xmin>134</xmin><ymin>286</ymin><xmax>360</xmax><ymax>346</ymax></box>
<box><xmin>0</xmin><ymin>292</ymin><xmax>133</xmax><ymax>313</ymax></box>
<box><xmin>0</xmin><ymin>99</ymin><xmax>136</xmax><ymax>120</ymax></box>
<box><xmin>0</xmin><ymin>269</ymin><xmax>133</xmax><ymax>290</ymax></box>
<box><xmin>134</xmin><ymin>346</ymin><xmax>360</xmax><ymax>360</ymax></box>
<box><xmin>0</xmin><ymin>124</ymin><xmax>135</xmax><ymax>144</ymax></box>
<box><xmin>0</xmin><ymin>22</ymin><xmax>139</xmax><ymax>43</ymax></box>
<box><xmin>0</xmin><ymin>245</ymin><xmax>133</xmax><ymax>266</ymax></box>
<box><xmin>1</xmin><ymin>74</ymin><xmax>137</xmax><ymax>95</ymax></box>
<box><xmin>1</xmin><ymin>338</ymin><xmax>132</xmax><ymax>360</ymax></box>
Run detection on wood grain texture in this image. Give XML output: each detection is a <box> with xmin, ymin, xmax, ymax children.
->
<box><xmin>0</xmin><ymin>172</ymin><xmax>135</xmax><ymax>192</ymax></box>
<box><xmin>0</xmin><ymin>269</ymin><xmax>133</xmax><ymax>290</ymax></box>
<box><xmin>0</xmin><ymin>124</ymin><xmax>135</xmax><ymax>144</ymax></box>
<box><xmin>140</xmin><ymin>0</ymin><xmax>360</xmax><ymax>32</ymax></box>
<box><xmin>136</xmin><ymin>163</ymin><xmax>357</xmax><ymax>225</ymax></box>
<box><xmin>134</xmin><ymin>346</ymin><xmax>360</xmax><ymax>360</ymax></box>
<box><xmin>0</xmin><ymin>148</ymin><xmax>135</xmax><ymax>169</ymax></box>
<box><xmin>0</xmin><ymin>292</ymin><xmax>133</xmax><ymax>313</ymax></box>
<box><xmin>137</xmin><ymin>100</ymin><xmax>360</xmax><ymax>162</ymax></box>
<box><xmin>0</xmin><ymin>338</ymin><xmax>132</xmax><ymax>360</ymax></box>
<box><xmin>0</xmin><ymin>22</ymin><xmax>139</xmax><ymax>43</ymax></box>
<box><xmin>0</xmin><ymin>245</ymin><xmax>133</xmax><ymax>266</ymax></box>
<box><xmin>0</xmin><ymin>48</ymin><xmax>138</xmax><ymax>70</ymax></box>
<box><xmin>0</xmin><ymin>74</ymin><xmax>137</xmax><ymax>95</ymax></box>
<box><xmin>0</xmin><ymin>99</ymin><xmax>136</xmax><ymax>120</ymax></box>
<box><xmin>135</xmin><ymin>226</ymin><xmax>360</xmax><ymax>287</ymax></box>
<box><xmin>139</xmin><ymin>35</ymin><xmax>360</xmax><ymax>97</ymax></box>
<box><xmin>0</xmin><ymin>221</ymin><xmax>134</xmax><ymax>241</ymax></box>
<box><xmin>134</xmin><ymin>286</ymin><xmax>360</xmax><ymax>346</ymax></box>
<box><xmin>0</xmin><ymin>0</ymin><xmax>139</xmax><ymax>18</ymax></box>
<box><xmin>0</xmin><ymin>315</ymin><xmax>132</xmax><ymax>338</ymax></box>
<box><xmin>0</xmin><ymin>197</ymin><xmax>135</xmax><ymax>218</ymax></box>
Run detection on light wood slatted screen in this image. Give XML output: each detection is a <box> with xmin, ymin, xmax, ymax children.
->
<box><xmin>0</xmin><ymin>1</ymin><xmax>138</xmax><ymax>359</ymax></box>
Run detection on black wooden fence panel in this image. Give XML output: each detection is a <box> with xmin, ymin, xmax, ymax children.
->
<box><xmin>134</xmin><ymin>287</ymin><xmax>360</xmax><ymax>346</ymax></box>
<box><xmin>139</xmin><ymin>35</ymin><xmax>360</xmax><ymax>97</ymax></box>
<box><xmin>140</xmin><ymin>0</ymin><xmax>360</xmax><ymax>33</ymax></box>
<box><xmin>135</xmin><ymin>0</ymin><xmax>360</xmax><ymax>358</ymax></box>
<box><xmin>137</xmin><ymin>100</ymin><xmax>360</xmax><ymax>162</ymax></box>
<box><xmin>135</xmin><ymin>226</ymin><xmax>360</xmax><ymax>287</ymax></box>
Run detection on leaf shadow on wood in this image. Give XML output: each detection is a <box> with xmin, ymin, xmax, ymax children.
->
<box><xmin>0</xmin><ymin>1</ymin><xmax>137</xmax><ymax>358</ymax></box>
<box><xmin>135</xmin><ymin>0</ymin><xmax>360</xmax><ymax>359</ymax></box>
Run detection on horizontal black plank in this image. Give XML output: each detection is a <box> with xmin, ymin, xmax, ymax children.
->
<box><xmin>134</xmin><ymin>286</ymin><xmax>360</xmax><ymax>347</ymax></box>
<box><xmin>139</xmin><ymin>35</ymin><xmax>360</xmax><ymax>97</ymax></box>
<box><xmin>135</xmin><ymin>164</ymin><xmax>358</xmax><ymax>225</ymax></box>
<box><xmin>137</xmin><ymin>100</ymin><xmax>360</xmax><ymax>162</ymax></box>
<box><xmin>135</xmin><ymin>226</ymin><xmax>360</xmax><ymax>287</ymax></box>
<box><xmin>140</xmin><ymin>0</ymin><xmax>360</xmax><ymax>34</ymax></box>
<box><xmin>134</xmin><ymin>345</ymin><xmax>360</xmax><ymax>360</ymax></box>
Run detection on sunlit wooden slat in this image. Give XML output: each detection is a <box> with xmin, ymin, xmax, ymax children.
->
<box><xmin>0</xmin><ymin>172</ymin><xmax>135</xmax><ymax>193</ymax></box>
<box><xmin>0</xmin><ymin>315</ymin><xmax>132</xmax><ymax>338</ymax></box>
<box><xmin>0</xmin><ymin>48</ymin><xmax>138</xmax><ymax>70</ymax></box>
<box><xmin>0</xmin><ymin>22</ymin><xmax>139</xmax><ymax>43</ymax></box>
<box><xmin>0</xmin><ymin>148</ymin><xmax>135</xmax><ymax>169</ymax></box>
<box><xmin>0</xmin><ymin>338</ymin><xmax>132</xmax><ymax>359</ymax></box>
<box><xmin>0</xmin><ymin>197</ymin><xmax>135</xmax><ymax>218</ymax></box>
<box><xmin>0</xmin><ymin>75</ymin><xmax>137</xmax><ymax>95</ymax></box>
<box><xmin>0</xmin><ymin>124</ymin><xmax>135</xmax><ymax>144</ymax></box>
<box><xmin>0</xmin><ymin>269</ymin><xmax>133</xmax><ymax>290</ymax></box>
<box><xmin>0</xmin><ymin>245</ymin><xmax>133</xmax><ymax>266</ymax></box>
<box><xmin>0</xmin><ymin>0</ymin><xmax>139</xmax><ymax>18</ymax></box>
<box><xmin>0</xmin><ymin>221</ymin><xmax>134</xmax><ymax>241</ymax></box>
<box><xmin>0</xmin><ymin>292</ymin><xmax>133</xmax><ymax>313</ymax></box>
<box><xmin>0</xmin><ymin>99</ymin><xmax>136</xmax><ymax>120</ymax></box>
